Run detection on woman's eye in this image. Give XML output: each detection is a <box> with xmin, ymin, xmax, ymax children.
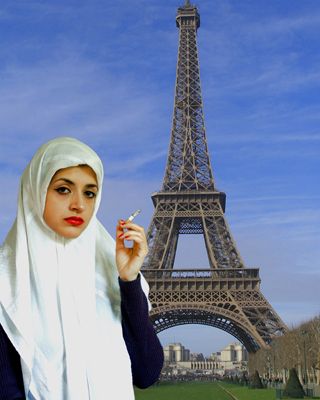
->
<box><xmin>55</xmin><ymin>187</ymin><xmax>70</xmax><ymax>194</ymax></box>
<box><xmin>85</xmin><ymin>191</ymin><xmax>97</xmax><ymax>199</ymax></box>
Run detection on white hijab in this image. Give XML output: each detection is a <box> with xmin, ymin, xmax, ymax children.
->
<box><xmin>0</xmin><ymin>137</ymin><xmax>146</xmax><ymax>399</ymax></box>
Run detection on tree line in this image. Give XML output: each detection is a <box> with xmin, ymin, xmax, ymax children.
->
<box><xmin>248</xmin><ymin>315</ymin><xmax>320</xmax><ymax>385</ymax></box>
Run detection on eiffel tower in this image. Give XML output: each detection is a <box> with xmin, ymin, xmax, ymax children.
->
<box><xmin>142</xmin><ymin>0</ymin><xmax>287</xmax><ymax>352</ymax></box>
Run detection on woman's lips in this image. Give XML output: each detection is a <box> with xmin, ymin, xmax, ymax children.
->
<box><xmin>64</xmin><ymin>217</ymin><xmax>84</xmax><ymax>226</ymax></box>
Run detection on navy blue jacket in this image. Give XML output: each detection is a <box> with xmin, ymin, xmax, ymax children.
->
<box><xmin>0</xmin><ymin>275</ymin><xmax>163</xmax><ymax>399</ymax></box>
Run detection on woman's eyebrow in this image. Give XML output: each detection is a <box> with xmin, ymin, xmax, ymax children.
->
<box><xmin>54</xmin><ymin>178</ymin><xmax>74</xmax><ymax>185</ymax></box>
<box><xmin>53</xmin><ymin>178</ymin><xmax>98</xmax><ymax>189</ymax></box>
<box><xmin>85</xmin><ymin>184</ymin><xmax>98</xmax><ymax>190</ymax></box>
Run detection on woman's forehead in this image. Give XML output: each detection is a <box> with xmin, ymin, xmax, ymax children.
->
<box><xmin>50</xmin><ymin>165</ymin><xmax>98</xmax><ymax>185</ymax></box>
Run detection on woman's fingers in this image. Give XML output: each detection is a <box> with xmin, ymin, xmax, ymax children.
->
<box><xmin>117</xmin><ymin>221</ymin><xmax>145</xmax><ymax>238</ymax></box>
<box><xmin>122</xmin><ymin>233</ymin><xmax>148</xmax><ymax>254</ymax></box>
<box><xmin>121</xmin><ymin>220</ymin><xmax>144</xmax><ymax>229</ymax></box>
<box><xmin>116</xmin><ymin>220</ymin><xmax>147</xmax><ymax>251</ymax></box>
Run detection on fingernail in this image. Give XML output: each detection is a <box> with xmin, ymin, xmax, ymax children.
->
<box><xmin>120</xmin><ymin>220</ymin><xmax>125</xmax><ymax>225</ymax></box>
<box><xmin>119</xmin><ymin>233</ymin><xmax>124</xmax><ymax>238</ymax></box>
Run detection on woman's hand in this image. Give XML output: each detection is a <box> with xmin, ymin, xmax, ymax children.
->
<box><xmin>115</xmin><ymin>220</ymin><xmax>148</xmax><ymax>282</ymax></box>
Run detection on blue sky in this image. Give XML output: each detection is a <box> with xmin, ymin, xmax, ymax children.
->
<box><xmin>0</xmin><ymin>0</ymin><xmax>319</xmax><ymax>356</ymax></box>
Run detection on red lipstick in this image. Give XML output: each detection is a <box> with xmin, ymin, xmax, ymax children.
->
<box><xmin>64</xmin><ymin>217</ymin><xmax>84</xmax><ymax>226</ymax></box>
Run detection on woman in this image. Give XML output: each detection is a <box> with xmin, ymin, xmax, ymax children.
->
<box><xmin>0</xmin><ymin>137</ymin><xmax>163</xmax><ymax>399</ymax></box>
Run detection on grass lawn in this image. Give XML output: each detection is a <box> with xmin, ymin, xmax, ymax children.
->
<box><xmin>219</xmin><ymin>382</ymin><xmax>319</xmax><ymax>400</ymax></box>
<box><xmin>135</xmin><ymin>381</ymin><xmax>231</xmax><ymax>400</ymax></box>
<box><xmin>219</xmin><ymin>382</ymin><xmax>275</xmax><ymax>400</ymax></box>
<box><xmin>135</xmin><ymin>381</ymin><xmax>319</xmax><ymax>400</ymax></box>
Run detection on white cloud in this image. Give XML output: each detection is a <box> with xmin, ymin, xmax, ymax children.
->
<box><xmin>0</xmin><ymin>55</ymin><xmax>169</xmax><ymax>172</ymax></box>
<box><xmin>250</xmin><ymin>14</ymin><xmax>320</xmax><ymax>36</ymax></box>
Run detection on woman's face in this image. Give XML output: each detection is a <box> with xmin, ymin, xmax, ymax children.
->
<box><xmin>43</xmin><ymin>165</ymin><xmax>98</xmax><ymax>238</ymax></box>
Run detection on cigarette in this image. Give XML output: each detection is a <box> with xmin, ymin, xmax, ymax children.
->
<box><xmin>127</xmin><ymin>209</ymin><xmax>141</xmax><ymax>222</ymax></box>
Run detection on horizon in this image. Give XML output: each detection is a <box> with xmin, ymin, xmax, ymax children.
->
<box><xmin>0</xmin><ymin>0</ymin><xmax>319</xmax><ymax>355</ymax></box>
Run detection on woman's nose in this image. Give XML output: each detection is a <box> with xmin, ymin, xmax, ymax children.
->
<box><xmin>70</xmin><ymin>193</ymin><xmax>85</xmax><ymax>212</ymax></box>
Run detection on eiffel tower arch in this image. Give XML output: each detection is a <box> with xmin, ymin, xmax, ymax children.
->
<box><xmin>142</xmin><ymin>1</ymin><xmax>287</xmax><ymax>352</ymax></box>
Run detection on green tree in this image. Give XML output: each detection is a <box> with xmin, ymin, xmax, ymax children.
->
<box><xmin>283</xmin><ymin>368</ymin><xmax>305</xmax><ymax>398</ymax></box>
<box><xmin>250</xmin><ymin>370</ymin><xmax>263</xmax><ymax>389</ymax></box>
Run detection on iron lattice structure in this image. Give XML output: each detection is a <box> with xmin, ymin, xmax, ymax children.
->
<box><xmin>142</xmin><ymin>1</ymin><xmax>287</xmax><ymax>352</ymax></box>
